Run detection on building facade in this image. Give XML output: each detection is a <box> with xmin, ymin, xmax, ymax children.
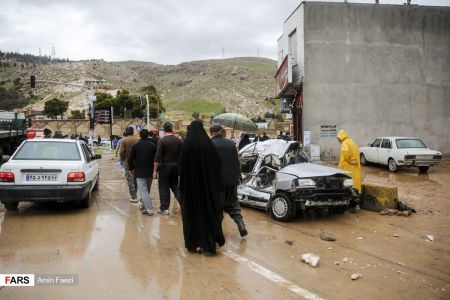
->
<box><xmin>276</xmin><ymin>2</ymin><xmax>450</xmax><ymax>158</ymax></box>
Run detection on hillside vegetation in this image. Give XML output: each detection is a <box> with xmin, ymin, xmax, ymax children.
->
<box><xmin>0</xmin><ymin>53</ymin><xmax>279</xmax><ymax>119</ymax></box>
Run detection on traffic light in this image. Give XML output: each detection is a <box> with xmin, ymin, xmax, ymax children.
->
<box><xmin>30</xmin><ymin>75</ymin><xmax>35</xmax><ymax>88</ymax></box>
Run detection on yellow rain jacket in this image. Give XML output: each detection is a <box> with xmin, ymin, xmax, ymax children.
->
<box><xmin>337</xmin><ymin>130</ymin><xmax>361</xmax><ymax>192</ymax></box>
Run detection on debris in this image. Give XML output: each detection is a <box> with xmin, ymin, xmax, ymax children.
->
<box><xmin>393</xmin><ymin>261</ymin><xmax>405</xmax><ymax>266</ymax></box>
<box><xmin>285</xmin><ymin>240</ymin><xmax>295</xmax><ymax>245</ymax></box>
<box><xmin>393</xmin><ymin>234</ymin><xmax>400</xmax><ymax>237</ymax></box>
<box><xmin>380</xmin><ymin>209</ymin><xmax>412</xmax><ymax>217</ymax></box>
<box><xmin>426</xmin><ymin>235</ymin><xmax>434</xmax><ymax>242</ymax></box>
<box><xmin>357</xmin><ymin>237</ymin><xmax>363</xmax><ymax>240</ymax></box>
<box><xmin>351</xmin><ymin>273</ymin><xmax>362</xmax><ymax>280</ymax></box>
<box><xmin>320</xmin><ymin>232</ymin><xmax>336</xmax><ymax>241</ymax></box>
<box><xmin>301</xmin><ymin>253</ymin><xmax>320</xmax><ymax>268</ymax></box>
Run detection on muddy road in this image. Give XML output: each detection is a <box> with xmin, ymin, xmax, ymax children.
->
<box><xmin>1</xmin><ymin>153</ymin><xmax>449</xmax><ymax>299</ymax></box>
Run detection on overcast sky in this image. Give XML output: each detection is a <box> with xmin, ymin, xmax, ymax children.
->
<box><xmin>1</xmin><ymin>0</ymin><xmax>449</xmax><ymax>65</ymax></box>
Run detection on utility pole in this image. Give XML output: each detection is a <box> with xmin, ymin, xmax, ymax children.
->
<box><xmin>145</xmin><ymin>94</ymin><xmax>150</xmax><ymax>129</ymax></box>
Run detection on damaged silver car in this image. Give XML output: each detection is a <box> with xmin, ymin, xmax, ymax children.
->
<box><xmin>238</xmin><ymin>139</ymin><xmax>359</xmax><ymax>222</ymax></box>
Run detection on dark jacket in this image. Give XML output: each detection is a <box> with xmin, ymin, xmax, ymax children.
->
<box><xmin>212</xmin><ymin>135</ymin><xmax>241</xmax><ymax>189</ymax></box>
<box><xmin>128</xmin><ymin>139</ymin><xmax>157</xmax><ymax>178</ymax></box>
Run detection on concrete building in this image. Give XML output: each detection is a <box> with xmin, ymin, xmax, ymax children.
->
<box><xmin>276</xmin><ymin>2</ymin><xmax>450</xmax><ymax>158</ymax></box>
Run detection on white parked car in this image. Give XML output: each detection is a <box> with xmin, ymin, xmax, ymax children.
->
<box><xmin>0</xmin><ymin>139</ymin><xmax>100</xmax><ymax>210</ymax></box>
<box><xmin>359</xmin><ymin>137</ymin><xmax>442</xmax><ymax>173</ymax></box>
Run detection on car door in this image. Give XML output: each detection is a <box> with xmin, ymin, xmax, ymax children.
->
<box><xmin>366</xmin><ymin>138</ymin><xmax>382</xmax><ymax>163</ymax></box>
<box><xmin>377</xmin><ymin>138</ymin><xmax>392</xmax><ymax>165</ymax></box>
<box><xmin>81</xmin><ymin>143</ymin><xmax>97</xmax><ymax>187</ymax></box>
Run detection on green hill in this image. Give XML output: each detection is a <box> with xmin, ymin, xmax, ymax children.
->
<box><xmin>0</xmin><ymin>55</ymin><xmax>279</xmax><ymax>119</ymax></box>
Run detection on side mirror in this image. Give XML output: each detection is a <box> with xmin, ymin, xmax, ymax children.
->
<box><xmin>94</xmin><ymin>154</ymin><xmax>102</xmax><ymax>160</ymax></box>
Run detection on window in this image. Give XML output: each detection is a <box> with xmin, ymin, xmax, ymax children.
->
<box><xmin>81</xmin><ymin>144</ymin><xmax>94</xmax><ymax>162</ymax></box>
<box><xmin>13</xmin><ymin>141</ymin><xmax>81</xmax><ymax>161</ymax></box>
<box><xmin>371</xmin><ymin>139</ymin><xmax>382</xmax><ymax>148</ymax></box>
<box><xmin>381</xmin><ymin>139</ymin><xmax>391</xmax><ymax>149</ymax></box>
<box><xmin>396</xmin><ymin>139</ymin><xmax>427</xmax><ymax>149</ymax></box>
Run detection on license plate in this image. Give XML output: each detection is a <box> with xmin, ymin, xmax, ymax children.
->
<box><xmin>26</xmin><ymin>174</ymin><xmax>58</xmax><ymax>181</ymax></box>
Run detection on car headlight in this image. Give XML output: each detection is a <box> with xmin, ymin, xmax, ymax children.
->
<box><xmin>296</xmin><ymin>178</ymin><xmax>316</xmax><ymax>188</ymax></box>
<box><xmin>343</xmin><ymin>178</ymin><xmax>354</xmax><ymax>187</ymax></box>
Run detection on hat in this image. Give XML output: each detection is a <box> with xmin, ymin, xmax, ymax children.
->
<box><xmin>209</xmin><ymin>124</ymin><xmax>223</xmax><ymax>133</ymax></box>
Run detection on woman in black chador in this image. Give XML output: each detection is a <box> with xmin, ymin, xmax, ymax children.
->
<box><xmin>179</xmin><ymin>120</ymin><xmax>225</xmax><ymax>255</ymax></box>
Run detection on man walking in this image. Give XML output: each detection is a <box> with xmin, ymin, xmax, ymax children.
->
<box><xmin>119</xmin><ymin>127</ymin><xmax>140</xmax><ymax>202</ymax></box>
<box><xmin>210</xmin><ymin>124</ymin><xmax>248</xmax><ymax>237</ymax></box>
<box><xmin>128</xmin><ymin>129</ymin><xmax>157</xmax><ymax>215</ymax></box>
<box><xmin>153</xmin><ymin>122</ymin><xmax>182</xmax><ymax>214</ymax></box>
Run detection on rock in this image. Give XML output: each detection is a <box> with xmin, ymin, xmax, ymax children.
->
<box><xmin>285</xmin><ymin>240</ymin><xmax>294</xmax><ymax>245</ymax></box>
<box><xmin>426</xmin><ymin>235</ymin><xmax>434</xmax><ymax>242</ymax></box>
<box><xmin>393</xmin><ymin>234</ymin><xmax>400</xmax><ymax>237</ymax></box>
<box><xmin>328</xmin><ymin>247</ymin><xmax>333</xmax><ymax>250</ymax></box>
<box><xmin>342</xmin><ymin>257</ymin><xmax>350</xmax><ymax>263</ymax></box>
<box><xmin>301</xmin><ymin>253</ymin><xmax>320</xmax><ymax>268</ymax></box>
<box><xmin>334</xmin><ymin>261</ymin><xmax>340</xmax><ymax>265</ymax></box>
<box><xmin>351</xmin><ymin>273</ymin><xmax>362</xmax><ymax>280</ymax></box>
<box><xmin>357</xmin><ymin>237</ymin><xmax>363</xmax><ymax>240</ymax></box>
<box><xmin>320</xmin><ymin>232</ymin><xmax>336</xmax><ymax>241</ymax></box>
<box><xmin>393</xmin><ymin>261</ymin><xmax>405</xmax><ymax>266</ymax></box>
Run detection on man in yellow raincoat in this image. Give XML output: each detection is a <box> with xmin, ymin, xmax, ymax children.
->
<box><xmin>337</xmin><ymin>130</ymin><xmax>362</xmax><ymax>193</ymax></box>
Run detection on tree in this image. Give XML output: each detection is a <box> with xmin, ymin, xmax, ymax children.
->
<box><xmin>43</xmin><ymin>98</ymin><xmax>69</xmax><ymax>118</ymax></box>
<box><xmin>94</xmin><ymin>92</ymin><xmax>114</xmax><ymax>108</ymax></box>
<box><xmin>69</xmin><ymin>110</ymin><xmax>85</xmax><ymax>119</ymax></box>
<box><xmin>141</xmin><ymin>85</ymin><xmax>165</xmax><ymax>118</ymax></box>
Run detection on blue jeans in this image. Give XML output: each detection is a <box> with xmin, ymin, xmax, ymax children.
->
<box><xmin>136</xmin><ymin>177</ymin><xmax>153</xmax><ymax>210</ymax></box>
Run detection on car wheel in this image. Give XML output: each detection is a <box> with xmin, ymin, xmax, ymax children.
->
<box><xmin>270</xmin><ymin>193</ymin><xmax>296</xmax><ymax>222</ymax></box>
<box><xmin>418</xmin><ymin>166</ymin><xmax>429</xmax><ymax>173</ymax></box>
<box><xmin>3</xmin><ymin>202</ymin><xmax>19</xmax><ymax>210</ymax></box>
<box><xmin>360</xmin><ymin>153</ymin><xmax>367</xmax><ymax>166</ymax></box>
<box><xmin>388</xmin><ymin>158</ymin><xmax>398</xmax><ymax>172</ymax></box>
<box><xmin>93</xmin><ymin>174</ymin><xmax>99</xmax><ymax>191</ymax></box>
<box><xmin>79</xmin><ymin>187</ymin><xmax>92</xmax><ymax>208</ymax></box>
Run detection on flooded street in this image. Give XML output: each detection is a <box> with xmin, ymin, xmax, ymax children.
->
<box><xmin>1</xmin><ymin>153</ymin><xmax>449</xmax><ymax>299</ymax></box>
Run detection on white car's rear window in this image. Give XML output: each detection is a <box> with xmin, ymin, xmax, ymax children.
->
<box><xmin>13</xmin><ymin>141</ymin><xmax>81</xmax><ymax>161</ymax></box>
<box><xmin>396</xmin><ymin>139</ymin><xmax>426</xmax><ymax>149</ymax></box>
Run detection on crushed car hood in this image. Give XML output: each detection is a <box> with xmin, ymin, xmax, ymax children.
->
<box><xmin>279</xmin><ymin>163</ymin><xmax>348</xmax><ymax>178</ymax></box>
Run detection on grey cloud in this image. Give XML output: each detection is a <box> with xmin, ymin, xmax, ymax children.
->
<box><xmin>1</xmin><ymin>0</ymin><xmax>450</xmax><ymax>64</ymax></box>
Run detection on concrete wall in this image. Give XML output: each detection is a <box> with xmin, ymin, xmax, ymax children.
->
<box><xmin>301</xmin><ymin>2</ymin><xmax>450</xmax><ymax>157</ymax></box>
<box><xmin>31</xmin><ymin>119</ymin><xmax>164</xmax><ymax>137</ymax></box>
<box><xmin>278</xmin><ymin>4</ymin><xmax>305</xmax><ymax>81</ymax></box>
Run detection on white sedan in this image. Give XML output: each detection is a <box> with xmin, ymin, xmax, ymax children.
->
<box><xmin>359</xmin><ymin>137</ymin><xmax>442</xmax><ymax>173</ymax></box>
<box><xmin>0</xmin><ymin>139</ymin><xmax>100</xmax><ymax>210</ymax></box>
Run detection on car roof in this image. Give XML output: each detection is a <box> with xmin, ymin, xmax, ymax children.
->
<box><xmin>240</xmin><ymin>139</ymin><xmax>297</xmax><ymax>156</ymax></box>
<box><xmin>28</xmin><ymin>138</ymin><xmax>80</xmax><ymax>143</ymax></box>
<box><xmin>375</xmin><ymin>137</ymin><xmax>421</xmax><ymax>140</ymax></box>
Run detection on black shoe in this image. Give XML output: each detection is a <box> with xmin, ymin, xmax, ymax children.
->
<box><xmin>237</xmin><ymin>220</ymin><xmax>248</xmax><ymax>237</ymax></box>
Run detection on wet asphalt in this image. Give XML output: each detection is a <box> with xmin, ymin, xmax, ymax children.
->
<box><xmin>0</xmin><ymin>152</ymin><xmax>449</xmax><ymax>299</ymax></box>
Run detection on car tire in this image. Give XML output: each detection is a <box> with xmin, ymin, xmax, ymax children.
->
<box><xmin>93</xmin><ymin>174</ymin><xmax>99</xmax><ymax>191</ymax></box>
<box><xmin>269</xmin><ymin>193</ymin><xmax>296</xmax><ymax>222</ymax></box>
<box><xmin>418</xmin><ymin>166</ymin><xmax>429</xmax><ymax>173</ymax></box>
<box><xmin>79</xmin><ymin>186</ymin><xmax>92</xmax><ymax>208</ymax></box>
<box><xmin>388</xmin><ymin>158</ymin><xmax>398</xmax><ymax>172</ymax></box>
<box><xmin>3</xmin><ymin>202</ymin><xmax>19</xmax><ymax>210</ymax></box>
<box><xmin>360</xmin><ymin>153</ymin><xmax>367</xmax><ymax>166</ymax></box>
